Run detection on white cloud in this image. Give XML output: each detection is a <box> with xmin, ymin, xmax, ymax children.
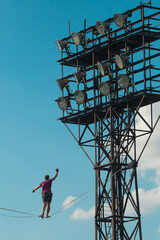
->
<box><xmin>126</xmin><ymin>186</ymin><xmax>160</xmax><ymax>215</ymax></box>
<box><xmin>70</xmin><ymin>206</ymin><xmax>95</xmax><ymax>220</ymax></box>
<box><xmin>70</xmin><ymin>186</ymin><xmax>160</xmax><ymax>220</ymax></box>
<box><xmin>62</xmin><ymin>196</ymin><xmax>76</xmax><ymax>209</ymax></box>
<box><xmin>136</xmin><ymin>102</ymin><xmax>160</xmax><ymax>184</ymax></box>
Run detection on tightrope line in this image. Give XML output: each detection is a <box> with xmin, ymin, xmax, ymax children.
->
<box><xmin>0</xmin><ymin>166</ymin><xmax>130</xmax><ymax>219</ymax></box>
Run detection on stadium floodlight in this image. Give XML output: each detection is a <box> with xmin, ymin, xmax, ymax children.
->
<box><xmin>95</xmin><ymin>20</ymin><xmax>110</xmax><ymax>35</ymax></box>
<box><xmin>56</xmin><ymin>39</ymin><xmax>68</xmax><ymax>53</ymax></box>
<box><xmin>56</xmin><ymin>78</ymin><xmax>69</xmax><ymax>92</ymax></box>
<box><xmin>97</xmin><ymin>61</ymin><xmax>112</xmax><ymax>77</ymax></box>
<box><xmin>57</xmin><ymin>97</ymin><xmax>69</xmax><ymax>111</ymax></box>
<box><xmin>71</xmin><ymin>32</ymin><xmax>85</xmax><ymax>46</ymax></box>
<box><xmin>115</xmin><ymin>54</ymin><xmax>125</xmax><ymax>69</ymax></box>
<box><xmin>74</xmin><ymin>90</ymin><xmax>86</xmax><ymax>105</ymax></box>
<box><xmin>56</xmin><ymin>78</ymin><xmax>72</xmax><ymax>95</ymax></box>
<box><xmin>73</xmin><ymin>72</ymin><xmax>86</xmax><ymax>85</ymax></box>
<box><xmin>113</xmin><ymin>13</ymin><xmax>128</xmax><ymax>28</ymax></box>
<box><xmin>99</xmin><ymin>81</ymin><xmax>110</xmax><ymax>96</ymax></box>
<box><xmin>117</xmin><ymin>74</ymin><xmax>130</xmax><ymax>88</ymax></box>
<box><xmin>115</xmin><ymin>54</ymin><xmax>130</xmax><ymax>69</ymax></box>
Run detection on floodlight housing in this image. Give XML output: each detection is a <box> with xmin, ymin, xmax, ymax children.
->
<box><xmin>56</xmin><ymin>39</ymin><xmax>68</xmax><ymax>52</ymax></box>
<box><xmin>99</xmin><ymin>81</ymin><xmax>110</xmax><ymax>96</ymax></box>
<box><xmin>95</xmin><ymin>20</ymin><xmax>110</xmax><ymax>35</ymax></box>
<box><xmin>57</xmin><ymin>97</ymin><xmax>69</xmax><ymax>111</ymax></box>
<box><xmin>115</xmin><ymin>54</ymin><xmax>130</xmax><ymax>69</ymax></box>
<box><xmin>97</xmin><ymin>62</ymin><xmax>112</xmax><ymax>77</ymax></box>
<box><xmin>113</xmin><ymin>13</ymin><xmax>128</xmax><ymax>28</ymax></box>
<box><xmin>115</xmin><ymin>54</ymin><xmax>125</xmax><ymax>69</ymax></box>
<box><xmin>56</xmin><ymin>78</ymin><xmax>69</xmax><ymax>92</ymax></box>
<box><xmin>71</xmin><ymin>32</ymin><xmax>85</xmax><ymax>46</ymax></box>
<box><xmin>73</xmin><ymin>72</ymin><xmax>86</xmax><ymax>85</ymax></box>
<box><xmin>74</xmin><ymin>90</ymin><xmax>86</xmax><ymax>105</ymax></box>
<box><xmin>117</xmin><ymin>74</ymin><xmax>130</xmax><ymax>88</ymax></box>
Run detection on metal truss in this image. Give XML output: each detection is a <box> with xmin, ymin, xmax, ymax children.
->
<box><xmin>63</xmin><ymin>95</ymin><xmax>159</xmax><ymax>240</ymax></box>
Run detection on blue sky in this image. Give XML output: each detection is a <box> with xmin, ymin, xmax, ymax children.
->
<box><xmin>0</xmin><ymin>0</ymin><xmax>160</xmax><ymax>239</ymax></box>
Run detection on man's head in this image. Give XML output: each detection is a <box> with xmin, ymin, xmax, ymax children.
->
<box><xmin>45</xmin><ymin>175</ymin><xmax>49</xmax><ymax>180</ymax></box>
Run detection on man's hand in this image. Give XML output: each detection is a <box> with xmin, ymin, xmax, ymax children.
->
<box><xmin>32</xmin><ymin>185</ymin><xmax>41</xmax><ymax>192</ymax></box>
<box><xmin>56</xmin><ymin>168</ymin><xmax>59</xmax><ymax>173</ymax></box>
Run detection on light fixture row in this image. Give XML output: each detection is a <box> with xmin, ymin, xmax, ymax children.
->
<box><xmin>56</xmin><ymin>54</ymin><xmax>130</xmax><ymax>93</ymax></box>
<box><xmin>57</xmin><ymin>73</ymin><xmax>130</xmax><ymax>111</ymax></box>
<box><xmin>56</xmin><ymin>13</ymin><xmax>131</xmax><ymax>52</ymax></box>
<box><xmin>57</xmin><ymin>90</ymin><xmax>88</xmax><ymax>111</ymax></box>
<box><xmin>97</xmin><ymin>54</ymin><xmax>130</xmax><ymax>77</ymax></box>
<box><xmin>99</xmin><ymin>74</ymin><xmax>130</xmax><ymax>96</ymax></box>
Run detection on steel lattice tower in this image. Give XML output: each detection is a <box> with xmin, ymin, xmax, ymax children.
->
<box><xmin>55</xmin><ymin>2</ymin><xmax>160</xmax><ymax>239</ymax></box>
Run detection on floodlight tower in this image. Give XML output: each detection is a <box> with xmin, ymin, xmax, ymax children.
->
<box><xmin>55</xmin><ymin>2</ymin><xmax>160</xmax><ymax>240</ymax></box>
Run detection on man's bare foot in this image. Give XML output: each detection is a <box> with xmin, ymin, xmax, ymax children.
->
<box><xmin>46</xmin><ymin>216</ymin><xmax>51</xmax><ymax>218</ymax></box>
<box><xmin>39</xmin><ymin>215</ymin><xmax>44</xmax><ymax>219</ymax></box>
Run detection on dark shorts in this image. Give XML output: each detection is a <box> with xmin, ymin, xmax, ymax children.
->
<box><xmin>42</xmin><ymin>192</ymin><xmax>53</xmax><ymax>203</ymax></box>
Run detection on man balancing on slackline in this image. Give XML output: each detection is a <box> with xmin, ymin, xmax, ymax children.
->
<box><xmin>32</xmin><ymin>168</ymin><xmax>59</xmax><ymax>218</ymax></box>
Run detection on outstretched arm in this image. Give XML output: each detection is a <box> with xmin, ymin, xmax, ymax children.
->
<box><xmin>32</xmin><ymin>184</ymin><xmax>41</xmax><ymax>193</ymax></box>
<box><xmin>51</xmin><ymin>169</ymin><xmax>59</xmax><ymax>182</ymax></box>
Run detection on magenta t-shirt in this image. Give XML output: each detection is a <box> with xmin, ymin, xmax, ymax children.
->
<box><xmin>40</xmin><ymin>179</ymin><xmax>52</xmax><ymax>194</ymax></box>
